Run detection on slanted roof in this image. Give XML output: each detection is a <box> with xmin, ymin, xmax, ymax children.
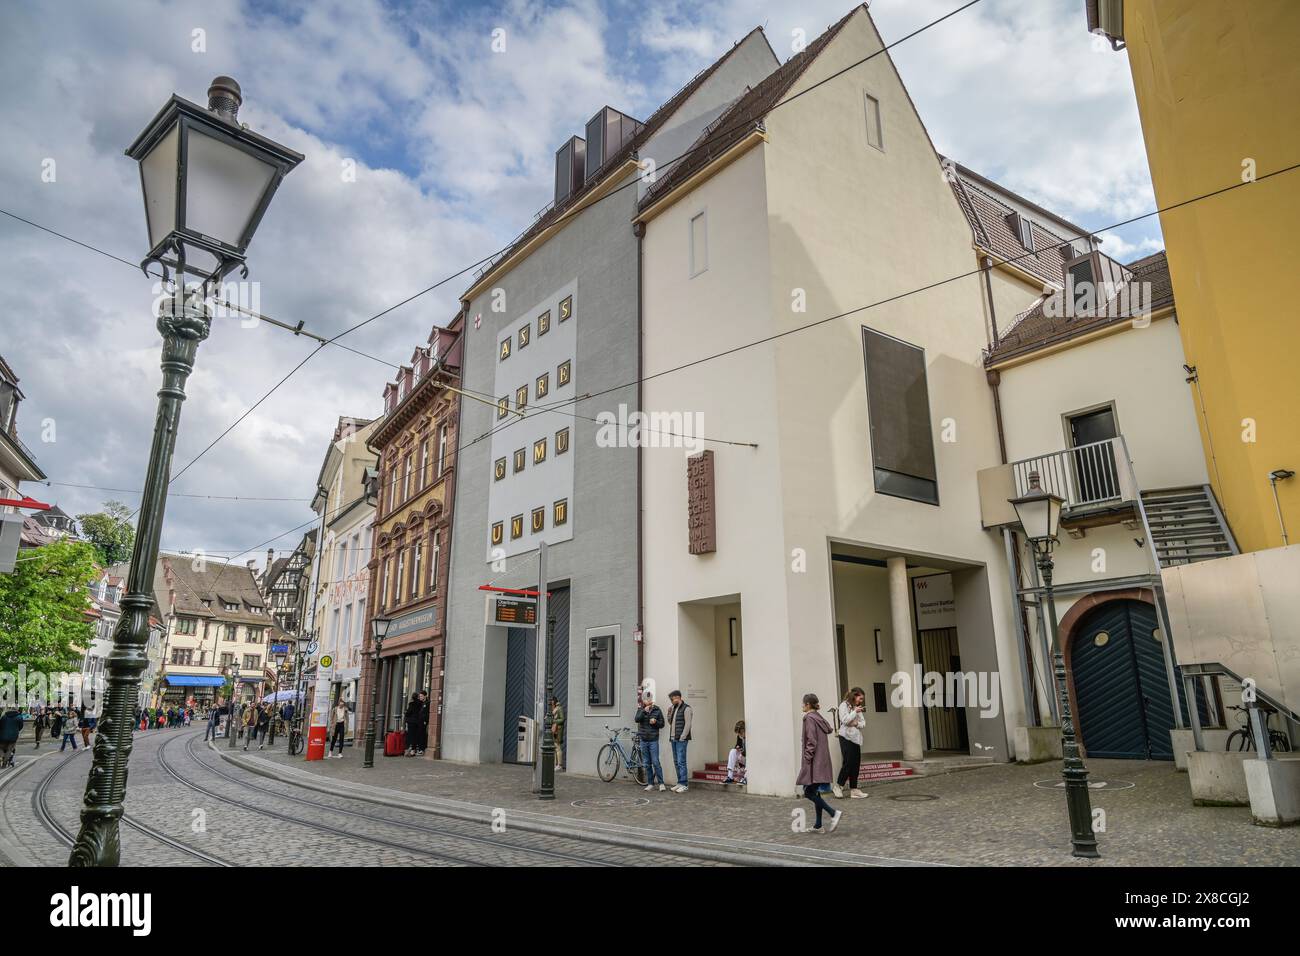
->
<box><xmin>949</xmin><ymin>165</ymin><xmax>1090</xmax><ymax>287</ymax></box>
<box><xmin>986</xmin><ymin>251</ymin><xmax>1174</xmax><ymax>365</ymax></box>
<box><xmin>640</xmin><ymin>6</ymin><xmax>861</xmax><ymax>212</ymax></box>
<box><xmin>161</xmin><ymin>556</ymin><xmax>281</xmax><ymax>630</ymax></box>
<box><xmin>465</xmin><ymin>26</ymin><xmax>774</xmax><ymax>298</ymax></box>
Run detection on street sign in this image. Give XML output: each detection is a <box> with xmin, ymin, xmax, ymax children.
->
<box><xmin>306</xmin><ymin>641</ymin><xmax>319</xmax><ymax>655</ymax></box>
<box><xmin>494</xmin><ymin>597</ymin><xmax>537</xmax><ymax>626</ymax></box>
<box><xmin>319</xmin><ymin>655</ymin><xmax>333</xmax><ymax>669</ymax></box>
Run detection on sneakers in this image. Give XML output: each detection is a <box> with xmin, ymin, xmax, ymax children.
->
<box><xmin>850</xmin><ymin>788</ymin><xmax>868</xmax><ymax>799</ymax></box>
<box><xmin>658</xmin><ymin>783</ymin><xmax>667</xmax><ymax>792</ymax></box>
<box><xmin>808</xmin><ymin>826</ymin><xmax>825</xmax><ymax>835</ymax></box>
<box><xmin>828</xmin><ymin>810</ymin><xmax>844</xmax><ymax>833</ymax></box>
<box><xmin>721</xmin><ymin>776</ymin><xmax>735</xmax><ymax>785</ymax></box>
<box><xmin>644</xmin><ymin>784</ymin><xmax>655</xmax><ymax>792</ymax></box>
<box><xmin>831</xmin><ymin>783</ymin><xmax>844</xmax><ymax>798</ymax></box>
<box><xmin>671</xmin><ymin>784</ymin><xmax>688</xmax><ymax>793</ymax></box>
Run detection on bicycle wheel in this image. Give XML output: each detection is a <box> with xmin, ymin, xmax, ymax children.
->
<box><xmin>1225</xmin><ymin>729</ymin><xmax>1250</xmax><ymax>752</ymax></box>
<box><xmin>289</xmin><ymin>732</ymin><xmax>303</xmax><ymax>756</ymax></box>
<box><xmin>597</xmin><ymin>743</ymin><xmax>621</xmax><ymax>782</ymax></box>
<box><xmin>1271</xmin><ymin>733</ymin><xmax>1291</xmax><ymax>753</ymax></box>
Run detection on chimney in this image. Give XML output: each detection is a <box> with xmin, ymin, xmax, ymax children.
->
<box><xmin>208</xmin><ymin>76</ymin><xmax>242</xmax><ymax>122</ymax></box>
<box><xmin>267</xmin><ymin>548</ymin><xmax>275</xmax><ymax>571</ymax></box>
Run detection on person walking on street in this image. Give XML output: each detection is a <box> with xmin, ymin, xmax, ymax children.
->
<box><xmin>204</xmin><ymin>704</ymin><xmax>221</xmax><ymax>742</ymax></box>
<box><xmin>833</xmin><ymin>687</ymin><xmax>868</xmax><ymax>799</ymax></box>
<box><xmin>241</xmin><ymin>700</ymin><xmax>258</xmax><ymax>750</ymax></box>
<box><xmin>0</xmin><ymin>709</ymin><xmax>23</xmax><ymax>768</ymax></box>
<box><xmin>330</xmin><ymin>698</ymin><xmax>348</xmax><ymax>758</ymax></box>
<box><xmin>666</xmin><ymin>690</ymin><xmax>692</xmax><ymax>792</ymax></box>
<box><xmin>255</xmin><ymin>702</ymin><xmax>271</xmax><ymax>749</ymax></box>
<box><xmin>549</xmin><ymin>696</ymin><xmax>565</xmax><ymax>771</ymax></box>
<box><xmin>635</xmin><ymin>692</ymin><xmax>667</xmax><ymax>792</ymax></box>
<box><xmin>797</xmin><ymin>693</ymin><xmax>842</xmax><ymax>834</ymax></box>
<box><xmin>56</xmin><ymin>710</ymin><xmax>78</xmax><ymax>751</ymax></box>
<box><xmin>78</xmin><ymin>706</ymin><xmax>92</xmax><ymax>748</ymax></box>
<box><xmin>404</xmin><ymin>692</ymin><xmax>429</xmax><ymax>756</ymax></box>
<box><xmin>33</xmin><ymin>707</ymin><xmax>48</xmax><ymax>749</ymax></box>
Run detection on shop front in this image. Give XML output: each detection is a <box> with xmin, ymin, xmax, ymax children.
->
<box><xmin>161</xmin><ymin>674</ymin><xmax>225</xmax><ymax>706</ymax></box>
<box><xmin>376</xmin><ymin>605</ymin><xmax>442</xmax><ymax>754</ymax></box>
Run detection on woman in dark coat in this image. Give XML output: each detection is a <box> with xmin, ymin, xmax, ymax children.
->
<box><xmin>404</xmin><ymin>692</ymin><xmax>429</xmax><ymax>756</ymax></box>
<box><xmin>796</xmin><ymin>693</ymin><xmax>842</xmax><ymax>834</ymax></box>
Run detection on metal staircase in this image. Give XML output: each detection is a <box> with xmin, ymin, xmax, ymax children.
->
<box><xmin>1138</xmin><ymin>485</ymin><xmax>1238</xmax><ymax>567</ymax></box>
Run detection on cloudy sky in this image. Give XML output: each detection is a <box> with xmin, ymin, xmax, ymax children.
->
<box><xmin>0</xmin><ymin>0</ymin><xmax>1160</xmax><ymax>564</ymax></box>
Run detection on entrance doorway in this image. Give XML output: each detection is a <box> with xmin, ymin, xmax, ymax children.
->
<box><xmin>1070</xmin><ymin>599</ymin><xmax>1175</xmax><ymax>759</ymax></box>
<box><xmin>1066</xmin><ymin>405</ymin><xmax>1120</xmax><ymax>504</ymax></box>
<box><xmin>917</xmin><ymin>627</ymin><xmax>968</xmax><ymax>751</ymax></box>
<box><xmin>501</xmin><ymin>587</ymin><xmax>570</xmax><ymax>763</ymax></box>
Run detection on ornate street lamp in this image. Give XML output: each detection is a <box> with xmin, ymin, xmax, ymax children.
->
<box><xmin>1009</xmin><ymin>471</ymin><xmax>1100</xmax><ymax>859</ymax></box>
<box><xmin>67</xmin><ymin>79</ymin><xmax>301</xmax><ymax>868</ymax></box>
<box><xmin>363</xmin><ymin>616</ymin><xmax>392</xmax><ymax>768</ymax></box>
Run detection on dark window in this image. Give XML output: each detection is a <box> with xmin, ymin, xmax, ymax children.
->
<box><xmin>873</xmin><ymin>682</ymin><xmax>888</xmax><ymax>713</ymax></box>
<box><xmin>862</xmin><ymin>327</ymin><xmax>939</xmax><ymax>505</ymax></box>
<box><xmin>588</xmin><ymin>633</ymin><xmax>615</xmax><ymax>706</ymax></box>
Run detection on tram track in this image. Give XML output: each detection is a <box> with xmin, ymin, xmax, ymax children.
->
<box><xmin>175</xmin><ymin>732</ymin><xmax>641</xmax><ymax>866</ymax></box>
<box><xmin>30</xmin><ymin>746</ymin><xmax>234</xmax><ymax>866</ymax></box>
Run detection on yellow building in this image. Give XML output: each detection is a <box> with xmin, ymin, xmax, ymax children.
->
<box><xmin>1090</xmin><ymin>0</ymin><xmax>1300</xmax><ymax>551</ymax></box>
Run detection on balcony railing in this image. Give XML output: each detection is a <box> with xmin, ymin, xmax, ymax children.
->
<box><xmin>978</xmin><ymin>437</ymin><xmax>1138</xmax><ymax>528</ymax></box>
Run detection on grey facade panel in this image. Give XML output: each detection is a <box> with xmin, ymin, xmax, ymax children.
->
<box><xmin>443</xmin><ymin>175</ymin><xmax>641</xmax><ymax>773</ymax></box>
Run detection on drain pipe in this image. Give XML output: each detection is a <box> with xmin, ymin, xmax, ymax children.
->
<box><xmin>1269</xmin><ymin>469</ymin><xmax>1295</xmax><ymax>546</ymax></box>
<box><xmin>634</xmin><ymin>220</ymin><xmax>646</xmax><ymax>690</ymax></box>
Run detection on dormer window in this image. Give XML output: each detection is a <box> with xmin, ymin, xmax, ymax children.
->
<box><xmin>1007</xmin><ymin>211</ymin><xmax>1035</xmax><ymax>252</ymax></box>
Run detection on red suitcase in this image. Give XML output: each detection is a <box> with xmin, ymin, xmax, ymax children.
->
<box><xmin>384</xmin><ymin>730</ymin><xmax>406</xmax><ymax>756</ymax></box>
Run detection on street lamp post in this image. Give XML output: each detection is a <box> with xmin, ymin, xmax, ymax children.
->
<box><xmin>227</xmin><ymin>662</ymin><xmax>242</xmax><ymax>750</ymax></box>
<box><xmin>1009</xmin><ymin>471</ymin><xmax>1100</xmax><ymax>859</ymax></box>
<box><xmin>68</xmin><ymin>77</ymin><xmax>301</xmax><ymax>867</ymax></box>
<box><xmin>539</xmin><ymin>615</ymin><xmax>557</xmax><ymax>800</ymax></box>
<box><xmin>363</xmin><ymin>617</ymin><xmax>392</xmax><ymax>768</ymax></box>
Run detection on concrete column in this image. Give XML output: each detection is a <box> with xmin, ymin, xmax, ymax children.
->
<box><xmin>888</xmin><ymin>556</ymin><xmax>925</xmax><ymax>761</ymax></box>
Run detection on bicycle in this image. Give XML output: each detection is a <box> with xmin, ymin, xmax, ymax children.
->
<box><xmin>287</xmin><ymin>719</ymin><xmax>304</xmax><ymax>756</ymax></box>
<box><xmin>1224</xmin><ymin>704</ymin><xmax>1291</xmax><ymax>753</ymax></box>
<box><xmin>597</xmin><ymin>726</ymin><xmax>646</xmax><ymax>785</ymax></box>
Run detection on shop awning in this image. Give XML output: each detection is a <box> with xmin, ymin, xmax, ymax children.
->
<box><xmin>165</xmin><ymin>675</ymin><xmax>225</xmax><ymax>687</ymax></box>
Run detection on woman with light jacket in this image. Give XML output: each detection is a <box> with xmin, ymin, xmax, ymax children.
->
<box><xmin>796</xmin><ymin>693</ymin><xmax>842</xmax><ymax>834</ymax></box>
<box><xmin>833</xmin><ymin>686</ymin><xmax>868</xmax><ymax>799</ymax></box>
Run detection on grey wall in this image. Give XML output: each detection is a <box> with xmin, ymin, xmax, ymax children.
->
<box><xmin>443</xmin><ymin>175</ymin><xmax>642</xmax><ymax>771</ymax></box>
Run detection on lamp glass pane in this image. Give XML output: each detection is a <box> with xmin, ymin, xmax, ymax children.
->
<box><xmin>184</xmin><ymin>127</ymin><xmax>277</xmax><ymax>249</ymax></box>
<box><xmin>1013</xmin><ymin>496</ymin><xmax>1050</xmax><ymax>541</ymax></box>
<box><xmin>140</xmin><ymin>123</ymin><xmax>179</xmax><ymax>250</ymax></box>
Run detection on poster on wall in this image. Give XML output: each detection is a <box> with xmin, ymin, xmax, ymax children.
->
<box><xmin>913</xmin><ymin>573</ymin><xmax>956</xmax><ymax>630</ymax></box>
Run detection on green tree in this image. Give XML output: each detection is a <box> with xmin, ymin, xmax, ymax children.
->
<box><xmin>76</xmin><ymin>500</ymin><xmax>136</xmax><ymax>566</ymax></box>
<box><xmin>0</xmin><ymin>538</ymin><xmax>97</xmax><ymax>675</ymax></box>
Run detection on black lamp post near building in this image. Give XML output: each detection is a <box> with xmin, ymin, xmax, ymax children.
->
<box><xmin>68</xmin><ymin>77</ymin><xmax>302</xmax><ymax>868</ymax></box>
<box><xmin>1009</xmin><ymin>471</ymin><xmax>1100</xmax><ymax>859</ymax></box>
<box><xmin>363</xmin><ymin>616</ymin><xmax>392</xmax><ymax>768</ymax></box>
<box><xmin>226</xmin><ymin>662</ymin><xmax>242</xmax><ymax>751</ymax></box>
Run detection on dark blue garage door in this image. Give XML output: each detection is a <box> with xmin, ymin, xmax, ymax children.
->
<box><xmin>1071</xmin><ymin>600</ymin><xmax>1176</xmax><ymax>759</ymax></box>
<box><xmin>501</xmin><ymin>588</ymin><xmax>569</xmax><ymax>763</ymax></box>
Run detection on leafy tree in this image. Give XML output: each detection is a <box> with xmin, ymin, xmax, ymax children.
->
<box><xmin>76</xmin><ymin>500</ymin><xmax>136</xmax><ymax>566</ymax></box>
<box><xmin>0</xmin><ymin>538</ymin><xmax>97</xmax><ymax>676</ymax></box>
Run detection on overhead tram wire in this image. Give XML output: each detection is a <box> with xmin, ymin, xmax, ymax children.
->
<box><xmin>0</xmin><ymin>0</ymin><xmax>984</xmax><ymax>488</ymax></box>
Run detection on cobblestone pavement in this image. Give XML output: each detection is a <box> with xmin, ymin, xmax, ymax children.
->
<box><xmin>0</xmin><ymin>728</ymin><xmax>724</xmax><ymax>867</ymax></box>
<box><xmin>235</xmin><ymin>740</ymin><xmax>1300</xmax><ymax>866</ymax></box>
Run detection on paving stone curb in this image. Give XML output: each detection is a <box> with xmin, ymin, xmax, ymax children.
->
<box><xmin>212</xmin><ymin>744</ymin><xmax>934</xmax><ymax>867</ymax></box>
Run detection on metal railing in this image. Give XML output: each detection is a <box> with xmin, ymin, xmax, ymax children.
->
<box><xmin>1009</xmin><ymin>437</ymin><xmax>1127</xmax><ymax>510</ymax></box>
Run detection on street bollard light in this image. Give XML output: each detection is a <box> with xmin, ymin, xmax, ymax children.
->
<box><xmin>68</xmin><ymin>77</ymin><xmax>302</xmax><ymax>868</ymax></box>
<box><xmin>1009</xmin><ymin>471</ymin><xmax>1100</xmax><ymax>859</ymax></box>
<box><xmin>363</xmin><ymin>617</ymin><xmax>392</xmax><ymax>768</ymax></box>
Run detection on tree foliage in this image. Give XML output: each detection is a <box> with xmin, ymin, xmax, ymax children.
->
<box><xmin>0</xmin><ymin>538</ymin><xmax>98</xmax><ymax>675</ymax></box>
<box><xmin>76</xmin><ymin>500</ymin><xmax>136</xmax><ymax>566</ymax></box>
